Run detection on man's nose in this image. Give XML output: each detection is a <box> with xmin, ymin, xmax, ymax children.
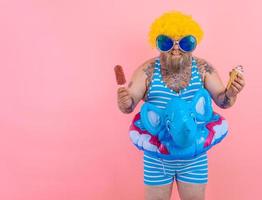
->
<box><xmin>172</xmin><ymin>43</ymin><xmax>179</xmax><ymax>51</ymax></box>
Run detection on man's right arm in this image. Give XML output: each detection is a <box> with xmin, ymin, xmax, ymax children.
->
<box><xmin>117</xmin><ymin>57</ymin><xmax>156</xmax><ymax>114</ymax></box>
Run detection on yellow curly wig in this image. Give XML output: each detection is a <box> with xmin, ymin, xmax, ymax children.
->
<box><xmin>149</xmin><ymin>11</ymin><xmax>204</xmax><ymax>48</ymax></box>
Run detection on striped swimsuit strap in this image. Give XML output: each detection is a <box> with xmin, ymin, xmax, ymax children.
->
<box><xmin>146</xmin><ymin>57</ymin><xmax>204</xmax><ymax>109</ymax></box>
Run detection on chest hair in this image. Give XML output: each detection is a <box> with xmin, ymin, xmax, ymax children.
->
<box><xmin>161</xmin><ymin>66</ymin><xmax>192</xmax><ymax>93</ymax></box>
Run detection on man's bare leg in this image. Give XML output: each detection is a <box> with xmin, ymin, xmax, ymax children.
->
<box><xmin>176</xmin><ymin>181</ymin><xmax>206</xmax><ymax>200</ymax></box>
<box><xmin>145</xmin><ymin>183</ymin><xmax>173</xmax><ymax>200</ymax></box>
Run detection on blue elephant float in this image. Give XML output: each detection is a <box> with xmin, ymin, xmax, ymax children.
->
<box><xmin>129</xmin><ymin>89</ymin><xmax>228</xmax><ymax>159</ymax></box>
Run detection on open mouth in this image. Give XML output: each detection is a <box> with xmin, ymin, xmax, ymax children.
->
<box><xmin>171</xmin><ymin>53</ymin><xmax>181</xmax><ymax>56</ymax></box>
<box><xmin>170</xmin><ymin>51</ymin><xmax>182</xmax><ymax>55</ymax></box>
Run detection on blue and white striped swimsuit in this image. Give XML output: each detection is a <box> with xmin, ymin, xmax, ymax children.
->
<box><xmin>143</xmin><ymin>57</ymin><xmax>208</xmax><ymax>185</ymax></box>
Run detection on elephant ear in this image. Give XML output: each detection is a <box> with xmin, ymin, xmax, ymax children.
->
<box><xmin>191</xmin><ymin>89</ymin><xmax>213</xmax><ymax>121</ymax></box>
<box><xmin>140</xmin><ymin>103</ymin><xmax>165</xmax><ymax>136</ymax></box>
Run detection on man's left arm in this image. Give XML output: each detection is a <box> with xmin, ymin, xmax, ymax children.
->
<box><xmin>198</xmin><ymin>60</ymin><xmax>245</xmax><ymax>109</ymax></box>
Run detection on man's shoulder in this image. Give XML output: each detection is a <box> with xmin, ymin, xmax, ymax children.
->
<box><xmin>134</xmin><ymin>57</ymin><xmax>157</xmax><ymax>76</ymax></box>
<box><xmin>193</xmin><ymin>56</ymin><xmax>208</xmax><ymax>82</ymax></box>
<box><xmin>193</xmin><ymin>56</ymin><xmax>207</xmax><ymax>67</ymax></box>
<box><xmin>193</xmin><ymin>56</ymin><xmax>217</xmax><ymax>82</ymax></box>
<box><xmin>130</xmin><ymin>57</ymin><xmax>157</xmax><ymax>81</ymax></box>
<box><xmin>139</xmin><ymin>57</ymin><xmax>157</xmax><ymax>70</ymax></box>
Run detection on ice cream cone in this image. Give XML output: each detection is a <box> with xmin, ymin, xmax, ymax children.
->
<box><xmin>226</xmin><ymin>65</ymin><xmax>244</xmax><ymax>90</ymax></box>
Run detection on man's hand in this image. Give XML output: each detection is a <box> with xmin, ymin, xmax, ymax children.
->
<box><xmin>117</xmin><ymin>87</ymin><xmax>134</xmax><ymax>114</ymax></box>
<box><xmin>226</xmin><ymin>67</ymin><xmax>245</xmax><ymax>98</ymax></box>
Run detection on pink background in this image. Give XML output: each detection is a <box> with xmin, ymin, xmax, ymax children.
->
<box><xmin>0</xmin><ymin>0</ymin><xmax>261</xmax><ymax>199</ymax></box>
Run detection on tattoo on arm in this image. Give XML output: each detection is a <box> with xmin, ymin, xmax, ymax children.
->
<box><xmin>142</xmin><ymin>62</ymin><xmax>154</xmax><ymax>100</ymax></box>
<box><xmin>220</xmin><ymin>90</ymin><xmax>237</xmax><ymax>109</ymax></box>
<box><xmin>221</xmin><ymin>93</ymin><xmax>231</xmax><ymax>108</ymax></box>
<box><xmin>143</xmin><ymin>62</ymin><xmax>154</xmax><ymax>88</ymax></box>
<box><xmin>204</xmin><ymin>62</ymin><xmax>215</xmax><ymax>74</ymax></box>
<box><xmin>197</xmin><ymin>65</ymin><xmax>205</xmax><ymax>82</ymax></box>
<box><xmin>195</xmin><ymin>57</ymin><xmax>206</xmax><ymax>66</ymax></box>
<box><xmin>195</xmin><ymin>57</ymin><xmax>215</xmax><ymax>81</ymax></box>
<box><xmin>143</xmin><ymin>62</ymin><xmax>154</xmax><ymax>76</ymax></box>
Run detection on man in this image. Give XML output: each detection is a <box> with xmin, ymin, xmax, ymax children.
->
<box><xmin>117</xmin><ymin>11</ymin><xmax>245</xmax><ymax>200</ymax></box>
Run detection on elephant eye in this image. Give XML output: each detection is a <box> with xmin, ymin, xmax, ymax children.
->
<box><xmin>148</xmin><ymin>111</ymin><xmax>160</xmax><ymax>127</ymax></box>
<box><xmin>195</xmin><ymin>96</ymin><xmax>206</xmax><ymax>115</ymax></box>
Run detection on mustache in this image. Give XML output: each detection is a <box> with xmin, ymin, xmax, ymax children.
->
<box><xmin>160</xmin><ymin>53</ymin><xmax>192</xmax><ymax>72</ymax></box>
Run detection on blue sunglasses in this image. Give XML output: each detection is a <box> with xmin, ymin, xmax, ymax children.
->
<box><xmin>156</xmin><ymin>35</ymin><xmax>197</xmax><ymax>53</ymax></box>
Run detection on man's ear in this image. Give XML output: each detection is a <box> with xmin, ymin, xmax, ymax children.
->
<box><xmin>191</xmin><ymin>89</ymin><xmax>213</xmax><ymax>121</ymax></box>
<box><xmin>140</xmin><ymin>103</ymin><xmax>165</xmax><ymax>136</ymax></box>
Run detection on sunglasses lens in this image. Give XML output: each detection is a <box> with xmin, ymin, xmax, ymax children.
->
<box><xmin>179</xmin><ymin>35</ymin><xmax>197</xmax><ymax>52</ymax></box>
<box><xmin>156</xmin><ymin>35</ymin><xmax>173</xmax><ymax>51</ymax></box>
